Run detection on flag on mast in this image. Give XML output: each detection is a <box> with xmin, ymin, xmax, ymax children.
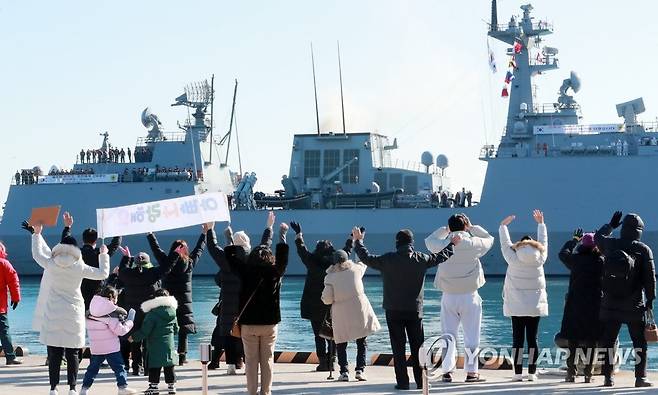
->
<box><xmin>487</xmin><ymin>40</ymin><xmax>497</xmax><ymax>73</ymax></box>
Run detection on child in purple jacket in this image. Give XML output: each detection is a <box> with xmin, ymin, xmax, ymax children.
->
<box><xmin>80</xmin><ymin>286</ymin><xmax>137</xmax><ymax>395</ymax></box>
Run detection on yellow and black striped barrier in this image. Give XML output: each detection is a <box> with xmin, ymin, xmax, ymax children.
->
<box><xmin>370</xmin><ymin>353</ymin><xmax>513</xmax><ymax>370</ymax></box>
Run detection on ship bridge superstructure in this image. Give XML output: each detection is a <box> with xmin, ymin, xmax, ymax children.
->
<box><xmin>481</xmin><ymin>2</ymin><xmax>658</xmax><ymax>162</ymax></box>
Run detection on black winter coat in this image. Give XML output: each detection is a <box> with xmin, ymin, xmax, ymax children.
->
<box><xmin>558</xmin><ymin>239</ymin><xmax>604</xmax><ymax>342</ymax></box>
<box><xmin>62</xmin><ymin>226</ymin><xmax>121</xmax><ymax>309</ymax></box>
<box><xmin>207</xmin><ymin>229</ymin><xmax>245</xmax><ymax>337</ymax></box>
<box><xmin>118</xmin><ymin>256</ymin><xmax>173</xmax><ymax>331</ymax></box>
<box><xmin>226</xmin><ymin>229</ymin><xmax>289</xmax><ymax>325</ymax></box>
<box><xmin>148</xmin><ymin>232</ymin><xmax>206</xmax><ymax>334</ymax></box>
<box><xmin>355</xmin><ymin>240</ymin><xmax>454</xmax><ymax>317</ymax></box>
<box><xmin>296</xmin><ymin>236</ymin><xmax>353</xmax><ymax>322</ymax></box>
<box><xmin>595</xmin><ymin>216</ymin><xmax>656</xmax><ymax>322</ymax></box>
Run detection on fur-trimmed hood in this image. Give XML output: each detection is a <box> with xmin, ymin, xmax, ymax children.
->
<box><xmin>51</xmin><ymin>243</ymin><xmax>82</xmax><ymax>268</ymax></box>
<box><xmin>512</xmin><ymin>239</ymin><xmax>545</xmax><ymax>253</ymax></box>
<box><xmin>326</xmin><ymin>259</ymin><xmax>355</xmax><ymax>273</ymax></box>
<box><xmin>141</xmin><ymin>295</ymin><xmax>178</xmax><ymax>313</ymax></box>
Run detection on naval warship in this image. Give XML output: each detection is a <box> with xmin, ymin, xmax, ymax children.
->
<box><xmin>2</xmin><ymin>2</ymin><xmax>658</xmax><ymax>275</ymax></box>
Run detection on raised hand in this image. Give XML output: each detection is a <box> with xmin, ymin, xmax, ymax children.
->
<box><xmin>112</xmin><ymin>266</ymin><xmax>119</xmax><ymax>275</ymax></box>
<box><xmin>33</xmin><ymin>224</ymin><xmax>43</xmax><ymax>235</ymax></box>
<box><xmin>11</xmin><ymin>301</ymin><xmax>18</xmax><ymax>310</ymax></box>
<box><xmin>610</xmin><ymin>211</ymin><xmax>623</xmax><ymax>229</ymax></box>
<box><xmin>451</xmin><ymin>235</ymin><xmax>462</xmax><ymax>246</ymax></box>
<box><xmin>266</xmin><ymin>211</ymin><xmax>275</xmax><ymax>228</ymax></box>
<box><xmin>100</xmin><ymin>244</ymin><xmax>108</xmax><ymax>254</ymax></box>
<box><xmin>533</xmin><ymin>209</ymin><xmax>544</xmax><ymax>224</ymax></box>
<box><xmin>573</xmin><ymin>228</ymin><xmax>583</xmax><ymax>240</ymax></box>
<box><xmin>280</xmin><ymin>223</ymin><xmax>289</xmax><ymax>233</ymax></box>
<box><xmin>290</xmin><ymin>221</ymin><xmax>302</xmax><ymax>234</ymax></box>
<box><xmin>21</xmin><ymin>220</ymin><xmax>34</xmax><ymax>234</ymax></box>
<box><xmin>500</xmin><ymin>215</ymin><xmax>515</xmax><ymax>226</ymax></box>
<box><xmin>202</xmin><ymin>222</ymin><xmax>214</xmax><ymax>233</ymax></box>
<box><xmin>63</xmin><ymin>211</ymin><xmax>74</xmax><ymax>227</ymax></box>
<box><xmin>118</xmin><ymin>245</ymin><xmax>131</xmax><ymax>257</ymax></box>
<box><xmin>352</xmin><ymin>226</ymin><xmax>365</xmax><ymax>241</ymax></box>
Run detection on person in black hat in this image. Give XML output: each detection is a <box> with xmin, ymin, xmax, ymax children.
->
<box><xmin>353</xmin><ymin>226</ymin><xmax>459</xmax><ymax>390</ymax></box>
<box><xmin>595</xmin><ymin>211</ymin><xmax>656</xmax><ymax>388</ymax></box>
<box><xmin>61</xmin><ymin>211</ymin><xmax>122</xmax><ymax>310</ymax></box>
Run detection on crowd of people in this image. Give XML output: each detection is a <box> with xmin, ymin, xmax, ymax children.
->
<box><xmin>78</xmin><ymin>147</ymin><xmax>153</xmax><ymax>165</ymax></box>
<box><xmin>431</xmin><ymin>187</ymin><xmax>474</xmax><ymax>208</ymax></box>
<box><xmin>0</xmin><ymin>209</ymin><xmax>654</xmax><ymax>394</ymax></box>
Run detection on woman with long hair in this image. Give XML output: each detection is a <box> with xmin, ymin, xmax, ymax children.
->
<box><xmin>499</xmin><ymin>210</ymin><xmax>548</xmax><ymax>382</ymax></box>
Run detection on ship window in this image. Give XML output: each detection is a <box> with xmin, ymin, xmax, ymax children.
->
<box><xmin>323</xmin><ymin>149</ymin><xmax>341</xmax><ymax>182</ymax></box>
<box><xmin>404</xmin><ymin>175</ymin><xmax>418</xmax><ymax>194</ymax></box>
<box><xmin>374</xmin><ymin>171</ymin><xmax>387</xmax><ymax>191</ymax></box>
<box><xmin>304</xmin><ymin>150</ymin><xmax>321</xmax><ymax>178</ymax></box>
<box><xmin>389</xmin><ymin>173</ymin><xmax>403</xmax><ymax>190</ymax></box>
<box><xmin>342</xmin><ymin>149</ymin><xmax>360</xmax><ymax>184</ymax></box>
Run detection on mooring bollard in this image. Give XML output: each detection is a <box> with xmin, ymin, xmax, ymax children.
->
<box><xmin>200</xmin><ymin>343</ymin><xmax>212</xmax><ymax>395</ymax></box>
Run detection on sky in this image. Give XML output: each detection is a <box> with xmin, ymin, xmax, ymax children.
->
<box><xmin>1</xmin><ymin>0</ymin><xmax>658</xmax><ymax>214</ymax></box>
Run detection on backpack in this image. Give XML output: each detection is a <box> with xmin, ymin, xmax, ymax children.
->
<box><xmin>603</xmin><ymin>249</ymin><xmax>635</xmax><ymax>297</ymax></box>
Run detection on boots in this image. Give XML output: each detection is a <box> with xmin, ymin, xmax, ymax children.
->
<box><xmin>178</xmin><ymin>354</ymin><xmax>186</xmax><ymax>366</ymax></box>
<box><xmin>208</xmin><ymin>349</ymin><xmax>221</xmax><ymax>370</ymax></box>
<box><xmin>315</xmin><ymin>354</ymin><xmax>329</xmax><ymax>372</ymax></box>
<box><xmin>635</xmin><ymin>377</ymin><xmax>653</xmax><ymax>388</ymax></box>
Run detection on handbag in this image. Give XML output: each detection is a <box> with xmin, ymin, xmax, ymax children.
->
<box><xmin>318</xmin><ymin>308</ymin><xmax>333</xmax><ymax>340</ymax></box>
<box><xmin>230</xmin><ymin>279</ymin><xmax>263</xmax><ymax>338</ymax></box>
<box><xmin>645</xmin><ymin>308</ymin><xmax>658</xmax><ymax>343</ymax></box>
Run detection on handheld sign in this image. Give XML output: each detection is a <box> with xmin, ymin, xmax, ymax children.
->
<box><xmin>29</xmin><ymin>206</ymin><xmax>61</xmax><ymax>227</ymax></box>
<box><xmin>96</xmin><ymin>192</ymin><xmax>231</xmax><ymax>238</ymax></box>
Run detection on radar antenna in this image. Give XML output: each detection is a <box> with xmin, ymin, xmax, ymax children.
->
<box><xmin>172</xmin><ymin>79</ymin><xmax>213</xmax><ymax>109</ymax></box>
<box><xmin>141</xmin><ymin>107</ymin><xmax>164</xmax><ymax>140</ymax></box>
<box><xmin>557</xmin><ymin>71</ymin><xmax>581</xmax><ymax>109</ymax></box>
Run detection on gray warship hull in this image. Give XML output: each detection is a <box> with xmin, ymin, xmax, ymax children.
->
<box><xmin>1</xmin><ymin>155</ymin><xmax>655</xmax><ymax>276</ymax></box>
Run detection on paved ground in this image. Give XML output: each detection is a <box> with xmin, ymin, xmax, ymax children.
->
<box><xmin>0</xmin><ymin>356</ymin><xmax>656</xmax><ymax>394</ymax></box>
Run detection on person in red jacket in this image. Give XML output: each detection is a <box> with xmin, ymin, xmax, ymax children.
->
<box><xmin>0</xmin><ymin>241</ymin><xmax>21</xmax><ymax>365</ymax></box>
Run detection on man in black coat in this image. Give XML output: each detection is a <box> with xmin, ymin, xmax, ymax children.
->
<box><xmin>353</xmin><ymin>227</ymin><xmax>458</xmax><ymax>390</ymax></box>
<box><xmin>594</xmin><ymin>211</ymin><xmax>656</xmax><ymax>388</ymax></box>
<box><xmin>147</xmin><ymin>228</ymin><xmax>206</xmax><ymax>365</ymax></box>
<box><xmin>290</xmin><ymin>221</ymin><xmax>352</xmax><ymax>372</ymax></box>
<box><xmin>61</xmin><ymin>211</ymin><xmax>121</xmax><ymax>309</ymax></box>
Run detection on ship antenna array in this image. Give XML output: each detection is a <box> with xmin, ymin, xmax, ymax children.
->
<box><xmin>337</xmin><ymin>40</ymin><xmax>346</xmax><ymax>135</ymax></box>
<box><xmin>311</xmin><ymin>42</ymin><xmax>321</xmax><ymax>135</ymax></box>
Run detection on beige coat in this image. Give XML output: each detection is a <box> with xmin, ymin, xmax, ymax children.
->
<box><xmin>321</xmin><ymin>260</ymin><xmax>381</xmax><ymax>344</ymax></box>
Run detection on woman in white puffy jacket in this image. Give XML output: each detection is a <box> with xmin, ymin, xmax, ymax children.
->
<box><xmin>30</xmin><ymin>223</ymin><xmax>110</xmax><ymax>395</ymax></box>
<box><xmin>499</xmin><ymin>209</ymin><xmax>548</xmax><ymax>382</ymax></box>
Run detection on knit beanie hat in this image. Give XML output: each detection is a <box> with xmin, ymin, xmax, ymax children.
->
<box><xmin>61</xmin><ymin>235</ymin><xmax>78</xmax><ymax>246</ymax></box>
<box><xmin>135</xmin><ymin>252</ymin><xmax>151</xmax><ymax>265</ymax></box>
<box><xmin>580</xmin><ymin>233</ymin><xmax>595</xmax><ymax>249</ymax></box>
<box><xmin>233</xmin><ymin>231</ymin><xmax>252</xmax><ymax>251</ymax></box>
<box><xmin>332</xmin><ymin>250</ymin><xmax>349</xmax><ymax>265</ymax></box>
<box><xmin>395</xmin><ymin>229</ymin><xmax>414</xmax><ymax>247</ymax></box>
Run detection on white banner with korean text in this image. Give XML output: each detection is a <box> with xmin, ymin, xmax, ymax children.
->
<box><xmin>96</xmin><ymin>192</ymin><xmax>230</xmax><ymax>238</ymax></box>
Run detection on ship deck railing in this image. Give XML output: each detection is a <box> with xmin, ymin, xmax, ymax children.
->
<box><xmin>490</xmin><ymin>21</ymin><xmax>553</xmax><ymax>33</ymax></box>
<box><xmin>136</xmin><ymin>132</ymin><xmax>187</xmax><ymax>146</ymax></box>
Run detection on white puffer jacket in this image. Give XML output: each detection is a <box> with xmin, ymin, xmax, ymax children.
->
<box><xmin>321</xmin><ymin>260</ymin><xmax>381</xmax><ymax>344</ymax></box>
<box><xmin>31</xmin><ymin>234</ymin><xmax>109</xmax><ymax>348</ymax></box>
<box><xmin>425</xmin><ymin>225</ymin><xmax>494</xmax><ymax>294</ymax></box>
<box><xmin>499</xmin><ymin>223</ymin><xmax>548</xmax><ymax>317</ymax></box>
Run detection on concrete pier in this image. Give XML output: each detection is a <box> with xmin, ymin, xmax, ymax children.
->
<box><xmin>0</xmin><ymin>356</ymin><xmax>656</xmax><ymax>394</ymax></box>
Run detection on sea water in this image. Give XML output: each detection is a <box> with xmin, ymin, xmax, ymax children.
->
<box><xmin>7</xmin><ymin>276</ymin><xmax>657</xmax><ymax>370</ymax></box>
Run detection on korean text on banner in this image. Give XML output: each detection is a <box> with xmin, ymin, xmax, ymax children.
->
<box><xmin>96</xmin><ymin>192</ymin><xmax>231</xmax><ymax>238</ymax></box>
